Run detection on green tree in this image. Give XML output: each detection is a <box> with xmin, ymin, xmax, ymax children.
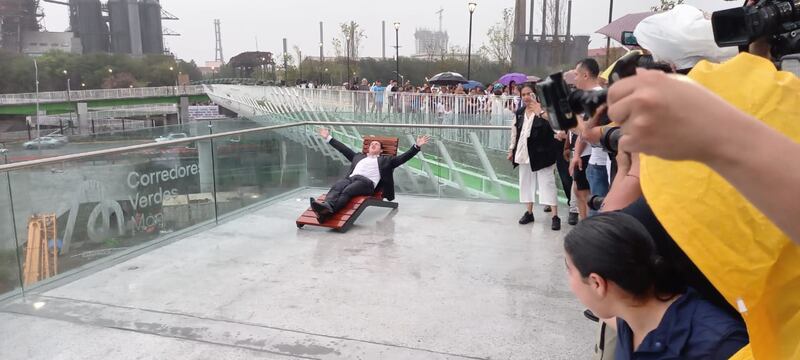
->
<box><xmin>479</xmin><ymin>7</ymin><xmax>514</xmax><ymax>71</ymax></box>
<box><xmin>0</xmin><ymin>51</ymin><xmax>203</xmax><ymax>93</ymax></box>
<box><xmin>339</xmin><ymin>21</ymin><xmax>367</xmax><ymax>59</ymax></box>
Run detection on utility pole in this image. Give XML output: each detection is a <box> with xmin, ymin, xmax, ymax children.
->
<box><xmin>319</xmin><ymin>21</ymin><xmax>324</xmax><ymax>62</ymax></box>
<box><xmin>283</xmin><ymin>38</ymin><xmax>288</xmax><ymax>84</ymax></box>
<box><xmin>606</xmin><ymin>0</ymin><xmax>614</xmax><ymax>67</ymax></box>
<box><xmin>382</xmin><ymin>20</ymin><xmax>386</xmax><ymax>60</ymax></box>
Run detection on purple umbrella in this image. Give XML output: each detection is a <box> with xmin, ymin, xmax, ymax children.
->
<box><xmin>498</xmin><ymin>73</ymin><xmax>527</xmax><ymax>86</ymax></box>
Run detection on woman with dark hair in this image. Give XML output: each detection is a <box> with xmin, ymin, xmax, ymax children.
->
<box><xmin>508</xmin><ymin>85</ymin><xmax>561</xmax><ymax>230</ymax></box>
<box><xmin>564</xmin><ymin>212</ymin><xmax>748</xmax><ymax>360</ymax></box>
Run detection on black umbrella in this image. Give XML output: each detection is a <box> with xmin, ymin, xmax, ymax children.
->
<box><xmin>428</xmin><ymin>72</ymin><xmax>468</xmax><ymax>85</ymax></box>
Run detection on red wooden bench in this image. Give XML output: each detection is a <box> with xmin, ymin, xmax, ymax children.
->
<box><xmin>296</xmin><ymin>136</ymin><xmax>400</xmax><ymax>232</ymax></box>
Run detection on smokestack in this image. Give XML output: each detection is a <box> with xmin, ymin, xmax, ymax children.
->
<box><xmin>541</xmin><ymin>0</ymin><xmax>547</xmax><ymax>37</ymax></box>
<box><xmin>567</xmin><ymin>0</ymin><xmax>572</xmax><ymax>37</ymax></box>
<box><xmin>529</xmin><ymin>0</ymin><xmax>535</xmax><ymax>36</ymax></box>
<box><xmin>514</xmin><ymin>0</ymin><xmax>527</xmax><ymax>41</ymax></box>
<box><xmin>554</xmin><ymin>0</ymin><xmax>560</xmax><ymax>38</ymax></box>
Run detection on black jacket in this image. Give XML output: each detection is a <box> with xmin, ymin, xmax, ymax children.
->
<box><xmin>328</xmin><ymin>138</ymin><xmax>420</xmax><ymax>201</ymax></box>
<box><xmin>510</xmin><ymin>105</ymin><xmax>559</xmax><ymax>172</ymax></box>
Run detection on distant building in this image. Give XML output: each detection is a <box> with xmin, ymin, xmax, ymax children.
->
<box><xmin>21</xmin><ymin>31</ymin><xmax>82</xmax><ymax>56</ymax></box>
<box><xmin>0</xmin><ymin>0</ymin><xmax>41</xmax><ymax>52</ymax></box>
<box><xmin>198</xmin><ymin>61</ymin><xmax>223</xmax><ymax>76</ymax></box>
<box><xmin>587</xmin><ymin>47</ymin><xmax>625</xmax><ymax>58</ymax></box>
<box><xmin>413</xmin><ymin>29</ymin><xmax>448</xmax><ymax>59</ymax></box>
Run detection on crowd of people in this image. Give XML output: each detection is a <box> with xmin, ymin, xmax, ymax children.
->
<box><xmin>334</xmin><ymin>2</ymin><xmax>798</xmax><ymax>359</ymax></box>
<box><xmin>340</xmin><ymin>77</ymin><xmax>531</xmax><ymax>118</ymax></box>
<box><xmin>300</xmin><ymin>2</ymin><xmax>800</xmax><ymax>358</ymax></box>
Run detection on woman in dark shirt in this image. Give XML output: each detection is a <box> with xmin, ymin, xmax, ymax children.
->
<box><xmin>564</xmin><ymin>212</ymin><xmax>749</xmax><ymax>359</ymax></box>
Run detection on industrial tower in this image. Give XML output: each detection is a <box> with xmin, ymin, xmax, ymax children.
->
<box><xmin>214</xmin><ymin>19</ymin><xmax>224</xmax><ymax>63</ymax></box>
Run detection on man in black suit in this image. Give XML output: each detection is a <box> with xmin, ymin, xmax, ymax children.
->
<box><xmin>310</xmin><ymin>127</ymin><xmax>430</xmax><ymax>222</ymax></box>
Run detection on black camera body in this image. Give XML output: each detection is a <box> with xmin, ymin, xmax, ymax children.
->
<box><xmin>534</xmin><ymin>74</ymin><xmax>609</xmax><ymax>132</ymax></box>
<box><xmin>536</xmin><ymin>52</ymin><xmax>670</xmax><ymax>133</ymax></box>
<box><xmin>712</xmin><ymin>0</ymin><xmax>800</xmax><ymax>58</ymax></box>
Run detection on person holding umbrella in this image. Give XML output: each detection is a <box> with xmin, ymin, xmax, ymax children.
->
<box><xmin>508</xmin><ymin>85</ymin><xmax>562</xmax><ymax>230</ymax></box>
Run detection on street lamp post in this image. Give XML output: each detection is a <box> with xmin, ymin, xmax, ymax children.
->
<box><xmin>394</xmin><ymin>21</ymin><xmax>400</xmax><ymax>84</ymax></box>
<box><xmin>319</xmin><ymin>42</ymin><xmax>324</xmax><ymax>85</ymax></box>
<box><xmin>260</xmin><ymin>57</ymin><xmax>266</xmax><ymax>82</ymax></box>
<box><xmin>298</xmin><ymin>48</ymin><xmax>303</xmax><ymax>84</ymax></box>
<box><xmin>33</xmin><ymin>58</ymin><xmax>40</xmax><ymax>141</ymax></box>
<box><xmin>467</xmin><ymin>2</ymin><xmax>477</xmax><ymax>80</ymax></box>
<box><xmin>345</xmin><ymin>36</ymin><xmax>351</xmax><ymax>86</ymax></box>
<box><xmin>62</xmin><ymin>70</ymin><xmax>71</xmax><ymax>135</ymax></box>
<box><xmin>283</xmin><ymin>52</ymin><xmax>288</xmax><ymax>85</ymax></box>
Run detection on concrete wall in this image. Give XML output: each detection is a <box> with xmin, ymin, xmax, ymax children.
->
<box><xmin>511</xmin><ymin>36</ymin><xmax>590</xmax><ymax>74</ymax></box>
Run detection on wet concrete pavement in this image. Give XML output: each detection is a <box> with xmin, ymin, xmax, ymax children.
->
<box><xmin>0</xmin><ymin>190</ymin><xmax>595</xmax><ymax>359</ymax></box>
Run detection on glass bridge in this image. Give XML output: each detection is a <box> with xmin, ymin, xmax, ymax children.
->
<box><xmin>0</xmin><ymin>87</ymin><xmax>591</xmax><ymax>359</ymax></box>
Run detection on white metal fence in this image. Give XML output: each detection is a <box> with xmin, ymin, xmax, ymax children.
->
<box><xmin>204</xmin><ymin>85</ymin><xmax>521</xmax><ymax>152</ymax></box>
<box><xmin>0</xmin><ymin>85</ymin><xmax>206</xmax><ymax>105</ymax></box>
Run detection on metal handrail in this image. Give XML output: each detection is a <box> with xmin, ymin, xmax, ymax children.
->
<box><xmin>0</xmin><ymin>121</ymin><xmax>510</xmax><ymax>172</ymax></box>
<box><xmin>0</xmin><ymin>85</ymin><xmax>207</xmax><ymax>105</ymax></box>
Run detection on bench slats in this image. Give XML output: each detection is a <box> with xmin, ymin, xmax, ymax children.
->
<box><xmin>296</xmin><ymin>136</ymin><xmax>401</xmax><ymax>232</ymax></box>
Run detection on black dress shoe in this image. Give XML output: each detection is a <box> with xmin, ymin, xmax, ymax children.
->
<box><xmin>518</xmin><ymin>211</ymin><xmax>534</xmax><ymax>225</ymax></box>
<box><xmin>551</xmin><ymin>216</ymin><xmax>561</xmax><ymax>231</ymax></box>
<box><xmin>310</xmin><ymin>199</ymin><xmax>332</xmax><ymax>219</ymax></box>
<box><xmin>568</xmin><ymin>212</ymin><xmax>579</xmax><ymax>225</ymax></box>
<box><xmin>543</xmin><ymin>205</ymin><xmax>552</xmax><ymax>213</ymax></box>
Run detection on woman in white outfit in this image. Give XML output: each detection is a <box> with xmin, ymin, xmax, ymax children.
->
<box><xmin>508</xmin><ymin>85</ymin><xmax>561</xmax><ymax>230</ymax></box>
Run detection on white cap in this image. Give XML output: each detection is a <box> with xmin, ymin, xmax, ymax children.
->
<box><xmin>634</xmin><ymin>4</ymin><xmax>738</xmax><ymax>70</ymax></box>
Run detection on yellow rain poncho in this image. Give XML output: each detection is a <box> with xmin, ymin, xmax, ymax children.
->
<box><xmin>640</xmin><ymin>53</ymin><xmax>800</xmax><ymax>359</ymax></box>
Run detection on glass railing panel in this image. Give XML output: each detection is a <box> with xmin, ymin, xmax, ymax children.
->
<box><xmin>0</xmin><ymin>168</ymin><xmax>22</xmax><ymax>298</ymax></box>
<box><xmin>7</xmin><ymin>138</ymin><xmax>216</xmax><ymax>292</ymax></box>
<box><xmin>211</xmin><ymin>127</ymin><xmax>308</xmax><ymax>217</ymax></box>
<box><xmin>1</xmin><ymin>118</ymin><xmax>265</xmax><ymax>165</ymax></box>
<box><xmin>433</xmin><ymin>128</ymin><xmax>520</xmax><ymax>202</ymax></box>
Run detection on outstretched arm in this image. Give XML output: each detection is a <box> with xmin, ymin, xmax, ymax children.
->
<box><xmin>390</xmin><ymin>135</ymin><xmax>430</xmax><ymax>168</ymax></box>
<box><xmin>319</xmin><ymin>127</ymin><xmax>356</xmax><ymax>162</ymax></box>
<box><xmin>608</xmin><ymin>68</ymin><xmax>800</xmax><ymax>243</ymax></box>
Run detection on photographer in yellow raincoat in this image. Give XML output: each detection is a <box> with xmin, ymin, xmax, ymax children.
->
<box><xmin>607</xmin><ymin>51</ymin><xmax>800</xmax><ymax>359</ymax></box>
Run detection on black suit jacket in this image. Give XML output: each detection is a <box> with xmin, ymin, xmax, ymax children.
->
<box><xmin>328</xmin><ymin>138</ymin><xmax>420</xmax><ymax>201</ymax></box>
<box><xmin>510</xmin><ymin>105</ymin><xmax>559</xmax><ymax>172</ymax></box>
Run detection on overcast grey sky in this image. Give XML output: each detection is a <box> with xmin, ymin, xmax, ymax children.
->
<box><xmin>40</xmin><ymin>0</ymin><xmax>739</xmax><ymax>65</ymax></box>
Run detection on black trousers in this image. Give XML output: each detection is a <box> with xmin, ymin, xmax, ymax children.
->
<box><xmin>325</xmin><ymin>175</ymin><xmax>375</xmax><ymax>213</ymax></box>
<box><xmin>555</xmin><ymin>140</ymin><xmax>573</xmax><ymax>206</ymax></box>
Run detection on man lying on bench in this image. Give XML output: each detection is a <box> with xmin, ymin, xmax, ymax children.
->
<box><xmin>310</xmin><ymin>127</ymin><xmax>430</xmax><ymax>223</ymax></box>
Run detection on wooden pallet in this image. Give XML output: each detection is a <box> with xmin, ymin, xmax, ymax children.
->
<box><xmin>23</xmin><ymin>214</ymin><xmax>58</xmax><ymax>286</ymax></box>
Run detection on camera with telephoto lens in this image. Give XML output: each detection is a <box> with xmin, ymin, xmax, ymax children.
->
<box><xmin>711</xmin><ymin>0</ymin><xmax>800</xmax><ymax>59</ymax></box>
<box><xmin>535</xmin><ymin>52</ymin><xmax>672</xmax><ymax>155</ymax></box>
<box><xmin>534</xmin><ymin>73</ymin><xmax>609</xmax><ymax>131</ymax></box>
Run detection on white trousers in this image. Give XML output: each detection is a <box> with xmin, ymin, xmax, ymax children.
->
<box><xmin>518</xmin><ymin>163</ymin><xmax>558</xmax><ymax>206</ymax></box>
